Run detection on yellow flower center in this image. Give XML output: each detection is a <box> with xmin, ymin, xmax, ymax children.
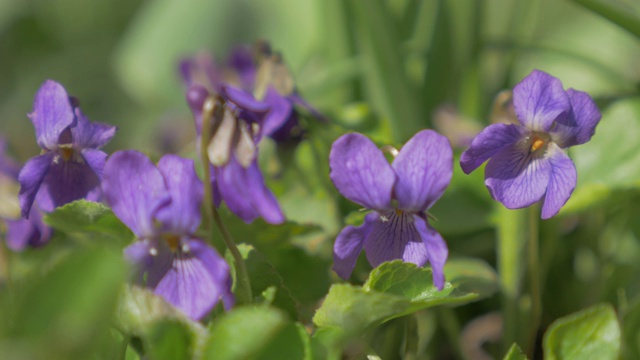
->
<box><xmin>530</xmin><ymin>136</ymin><xmax>546</xmax><ymax>152</ymax></box>
<box><xmin>163</xmin><ymin>234</ymin><xmax>181</xmax><ymax>252</ymax></box>
<box><xmin>56</xmin><ymin>144</ymin><xmax>77</xmax><ymax>162</ymax></box>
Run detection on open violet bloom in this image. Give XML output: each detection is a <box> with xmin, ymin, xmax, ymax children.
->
<box><xmin>330</xmin><ymin>130</ymin><xmax>453</xmax><ymax>290</ymax></box>
<box><xmin>18</xmin><ymin>80</ymin><xmax>117</xmax><ymax>218</ymax></box>
<box><xmin>460</xmin><ymin>70</ymin><xmax>601</xmax><ymax>219</ymax></box>
<box><xmin>0</xmin><ymin>137</ymin><xmax>51</xmax><ymax>250</ymax></box>
<box><xmin>103</xmin><ymin>151</ymin><xmax>233</xmax><ymax>320</ymax></box>
<box><xmin>185</xmin><ymin>82</ymin><xmax>284</xmax><ymax>225</ymax></box>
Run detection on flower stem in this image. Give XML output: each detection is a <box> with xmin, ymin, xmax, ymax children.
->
<box><xmin>497</xmin><ymin>205</ymin><xmax>527</xmax><ymax>353</ymax></box>
<box><xmin>526</xmin><ymin>203</ymin><xmax>541</xmax><ymax>355</ymax></box>
<box><xmin>497</xmin><ymin>203</ymin><xmax>542</xmax><ymax>356</ymax></box>
<box><xmin>199</xmin><ymin>97</ymin><xmax>252</xmax><ymax>305</ymax></box>
<box><xmin>211</xmin><ymin>205</ymin><xmax>253</xmax><ymax>304</ymax></box>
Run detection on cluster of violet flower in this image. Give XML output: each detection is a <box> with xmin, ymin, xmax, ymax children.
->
<box><xmin>2</xmin><ymin>40</ymin><xmax>600</xmax><ymax>321</ymax></box>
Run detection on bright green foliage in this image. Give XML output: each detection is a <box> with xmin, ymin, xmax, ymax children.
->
<box><xmin>313</xmin><ymin>259</ymin><xmax>497</xmax><ymax>338</ymax></box>
<box><xmin>203</xmin><ymin>306</ymin><xmax>309</xmax><ymax>360</ymax></box>
<box><xmin>0</xmin><ymin>247</ymin><xmax>127</xmax><ymax>359</ymax></box>
<box><xmin>236</xmin><ymin>244</ymin><xmax>300</xmax><ymax>320</ymax></box>
<box><xmin>43</xmin><ymin>200</ymin><xmax>133</xmax><ymax>244</ymax></box>
<box><xmin>543</xmin><ymin>303</ymin><xmax>621</xmax><ymax>360</ymax></box>
<box><xmin>622</xmin><ymin>300</ymin><xmax>640</xmax><ymax>359</ymax></box>
<box><xmin>503</xmin><ymin>343</ymin><xmax>528</xmax><ymax>360</ymax></box>
<box><xmin>147</xmin><ymin>320</ymin><xmax>195</xmax><ymax>360</ymax></box>
<box><xmin>115</xmin><ymin>286</ymin><xmax>206</xmax><ymax>339</ymax></box>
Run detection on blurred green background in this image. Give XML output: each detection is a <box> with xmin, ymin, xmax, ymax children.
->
<box><xmin>2</xmin><ymin>0</ymin><xmax>638</xmax><ymax>157</ymax></box>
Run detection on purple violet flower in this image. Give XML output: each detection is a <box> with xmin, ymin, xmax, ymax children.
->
<box><xmin>460</xmin><ymin>70</ymin><xmax>601</xmax><ymax>219</ymax></box>
<box><xmin>103</xmin><ymin>150</ymin><xmax>233</xmax><ymax>320</ymax></box>
<box><xmin>18</xmin><ymin>80</ymin><xmax>117</xmax><ymax>218</ymax></box>
<box><xmin>180</xmin><ymin>42</ymin><xmax>322</xmax><ymax>144</ymax></box>
<box><xmin>0</xmin><ymin>137</ymin><xmax>52</xmax><ymax>250</ymax></box>
<box><xmin>185</xmin><ymin>80</ymin><xmax>285</xmax><ymax>225</ymax></box>
<box><xmin>330</xmin><ymin>130</ymin><xmax>453</xmax><ymax>290</ymax></box>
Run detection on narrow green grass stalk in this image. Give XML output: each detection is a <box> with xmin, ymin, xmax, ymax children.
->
<box><xmin>526</xmin><ymin>204</ymin><xmax>541</xmax><ymax>355</ymax></box>
<box><xmin>570</xmin><ymin>0</ymin><xmax>640</xmax><ymax>39</ymax></box>
<box><xmin>497</xmin><ymin>205</ymin><xmax>527</xmax><ymax>353</ymax></box>
<box><xmin>199</xmin><ymin>97</ymin><xmax>252</xmax><ymax>305</ymax></box>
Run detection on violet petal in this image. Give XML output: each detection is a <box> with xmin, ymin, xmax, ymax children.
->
<box><xmin>414</xmin><ymin>215</ymin><xmax>448</xmax><ymax>290</ymax></box>
<box><xmin>5</xmin><ymin>206</ymin><xmax>52</xmax><ymax>251</ymax></box>
<box><xmin>215</xmin><ymin>158</ymin><xmax>284</xmax><ymax>224</ymax></box>
<box><xmin>513</xmin><ymin>70</ymin><xmax>570</xmax><ymax>132</ymax></box>
<box><xmin>243</xmin><ymin>160</ymin><xmax>284</xmax><ymax>224</ymax></box>
<box><xmin>221</xmin><ymin>84</ymin><xmax>269</xmax><ymax>113</ymax></box>
<box><xmin>332</xmin><ymin>213</ymin><xmax>375</xmax><ymax>279</ymax></box>
<box><xmin>35</xmin><ymin>154</ymin><xmax>102</xmax><ymax>213</ymax></box>
<box><xmin>124</xmin><ymin>240</ymin><xmax>160</xmax><ymax>285</ymax></box>
<box><xmin>363</xmin><ymin>211</ymin><xmax>428</xmax><ymax>269</ymax></box>
<box><xmin>261</xmin><ymin>87</ymin><xmax>293</xmax><ymax>138</ymax></box>
<box><xmin>541</xmin><ymin>144</ymin><xmax>577</xmax><ymax>219</ymax></box>
<box><xmin>485</xmin><ymin>143</ymin><xmax>552</xmax><ymax>209</ymax></box>
<box><xmin>460</xmin><ymin>123</ymin><xmax>524</xmax><ymax>174</ymax></box>
<box><xmin>153</xmin><ymin>238</ymin><xmax>233</xmax><ymax>320</ymax></box>
<box><xmin>18</xmin><ymin>152</ymin><xmax>54</xmax><ymax>218</ymax></box>
<box><xmin>214</xmin><ymin>160</ymin><xmax>258</xmax><ymax>223</ymax></box>
<box><xmin>156</xmin><ymin>155</ymin><xmax>203</xmax><ymax>234</ymax></box>
<box><xmin>329</xmin><ymin>133</ymin><xmax>396</xmax><ymax>211</ymax></box>
<box><xmin>29</xmin><ymin>80</ymin><xmax>76</xmax><ymax>150</ymax></box>
<box><xmin>550</xmin><ymin>89</ymin><xmax>602</xmax><ymax>148</ymax></box>
<box><xmin>103</xmin><ymin>151</ymin><xmax>170</xmax><ymax>238</ymax></box>
<box><xmin>392</xmin><ymin>130</ymin><xmax>453</xmax><ymax>212</ymax></box>
<box><xmin>71</xmin><ymin>108</ymin><xmax>117</xmax><ymax>149</ymax></box>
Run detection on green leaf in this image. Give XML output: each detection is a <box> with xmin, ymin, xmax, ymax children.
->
<box><xmin>313</xmin><ymin>259</ymin><xmax>497</xmax><ymax>338</ymax></box>
<box><xmin>503</xmin><ymin>343</ymin><xmax>528</xmax><ymax>360</ymax></box>
<box><xmin>0</xmin><ymin>247</ymin><xmax>127</xmax><ymax>359</ymax></box>
<box><xmin>621</xmin><ymin>299</ymin><xmax>640</xmax><ymax>360</ymax></box>
<box><xmin>115</xmin><ymin>286</ymin><xmax>205</xmax><ymax>337</ymax></box>
<box><xmin>236</xmin><ymin>244</ymin><xmax>300</xmax><ymax>320</ymax></box>
<box><xmin>312</xmin><ymin>283</ymin><xmax>409</xmax><ymax>335</ymax></box>
<box><xmin>203</xmin><ymin>306</ymin><xmax>308</xmax><ymax>360</ymax></box>
<box><xmin>565</xmin><ymin>98</ymin><xmax>640</xmax><ymax>214</ymax></box>
<box><xmin>115</xmin><ymin>286</ymin><xmax>207</xmax><ymax>359</ymax></box>
<box><xmin>146</xmin><ymin>320</ymin><xmax>194</xmax><ymax>360</ymax></box>
<box><xmin>254</xmin><ymin>322</ymin><xmax>311</xmax><ymax>360</ymax></box>
<box><xmin>44</xmin><ymin>200</ymin><xmax>133</xmax><ymax>245</ymax></box>
<box><xmin>569</xmin><ymin>0</ymin><xmax>640</xmax><ymax>39</ymax></box>
<box><xmin>543</xmin><ymin>303</ymin><xmax>621</xmax><ymax>360</ymax></box>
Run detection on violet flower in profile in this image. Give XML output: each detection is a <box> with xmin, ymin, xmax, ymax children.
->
<box><xmin>330</xmin><ymin>130</ymin><xmax>453</xmax><ymax>290</ymax></box>
<box><xmin>18</xmin><ymin>80</ymin><xmax>117</xmax><ymax>218</ymax></box>
<box><xmin>180</xmin><ymin>41</ymin><xmax>322</xmax><ymax>144</ymax></box>
<box><xmin>460</xmin><ymin>70</ymin><xmax>601</xmax><ymax>219</ymax></box>
<box><xmin>184</xmin><ymin>81</ymin><xmax>285</xmax><ymax>225</ymax></box>
<box><xmin>0</xmin><ymin>137</ymin><xmax>51</xmax><ymax>250</ymax></box>
<box><xmin>103</xmin><ymin>151</ymin><xmax>233</xmax><ymax>320</ymax></box>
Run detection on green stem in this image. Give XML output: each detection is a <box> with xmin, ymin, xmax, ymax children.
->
<box><xmin>439</xmin><ymin>308</ymin><xmax>464</xmax><ymax>360</ymax></box>
<box><xmin>211</xmin><ymin>205</ymin><xmax>252</xmax><ymax>304</ymax></box>
<box><xmin>497</xmin><ymin>205</ymin><xmax>527</xmax><ymax>353</ymax></box>
<box><xmin>199</xmin><ymin>97</ymin><xmax>252</xmax><ymax>305</ymax></box>
<box><xmin>527</xmin><ymin>204</ymin><xmax>541</xmax><ymax>354</ymax></box>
